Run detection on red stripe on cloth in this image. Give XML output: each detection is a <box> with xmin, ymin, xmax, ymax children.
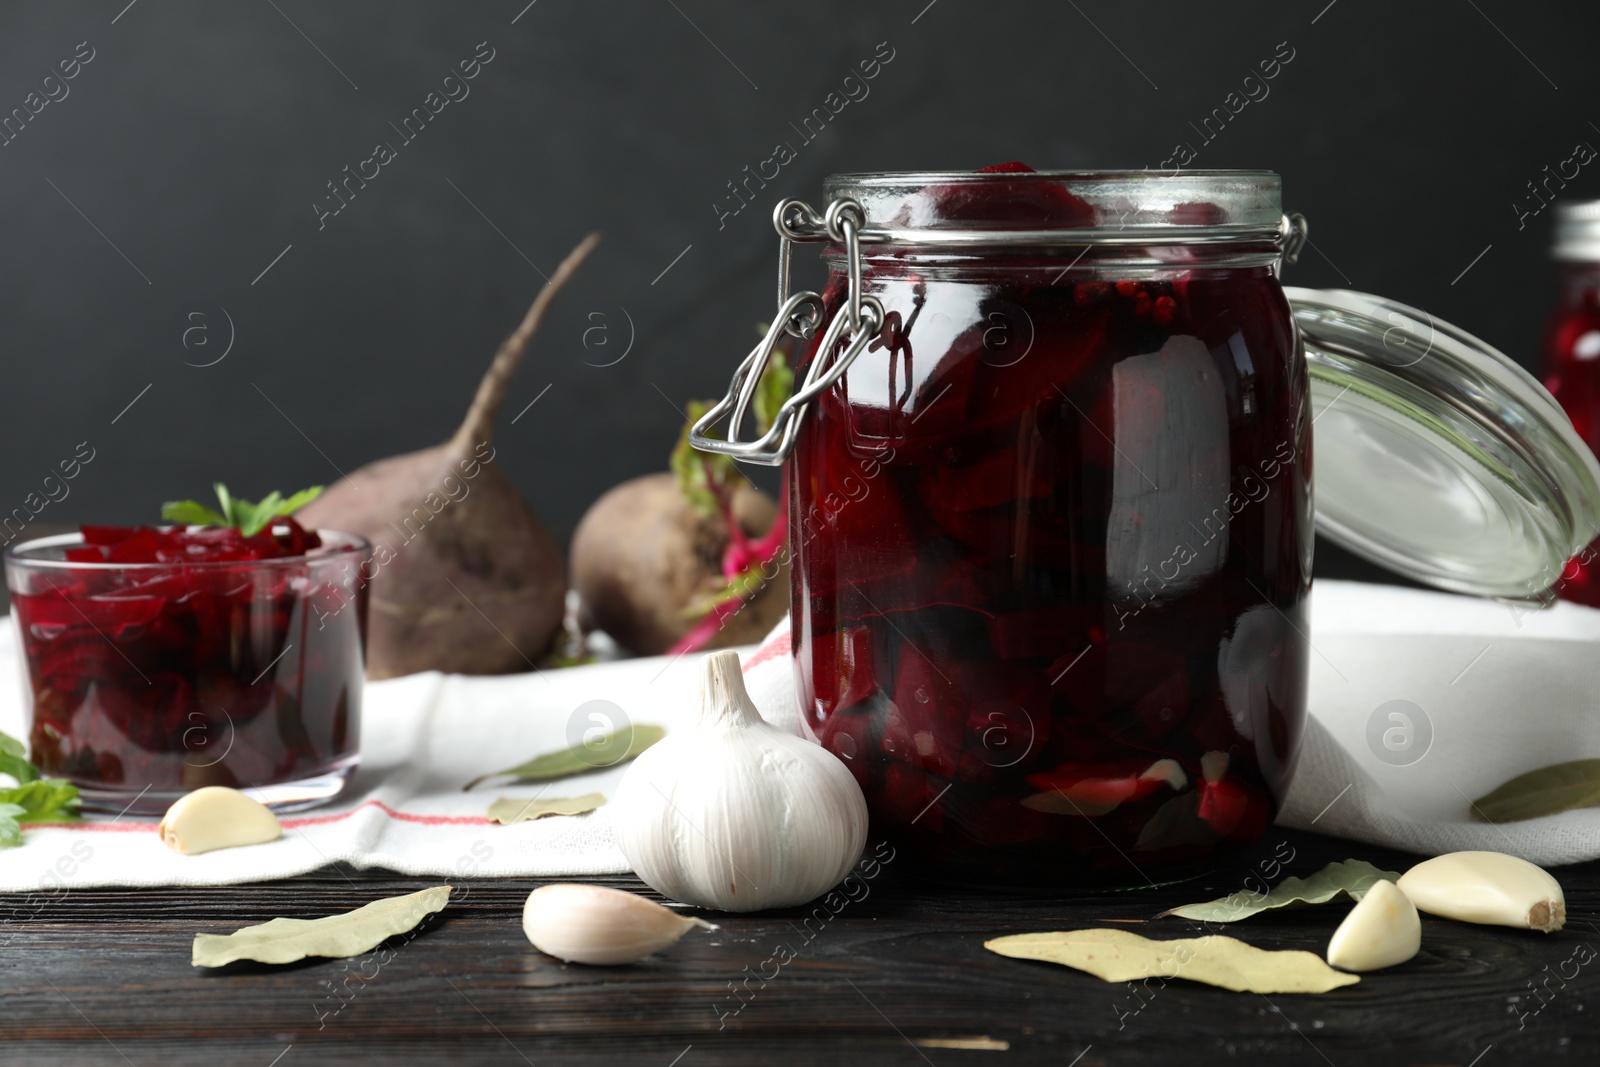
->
<box><xmin>285</xmin><ymin>800</ymin><xmax>492</xmax><ymax>829</ymax></box>
<box><xmin>20</xmin><ymin>819</ymin><xmax>153</xmax><ymax>833</ymax></box>
<box><xmin>22</xmin><ymin>799</ymin><xmax>493</xmax><ymax>833</ymax></box>
<box><xmin>742</xmin><ymin>629</ymin><xmax>791</xmax><ymax>671</ymax></box>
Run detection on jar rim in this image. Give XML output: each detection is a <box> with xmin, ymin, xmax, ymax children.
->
<box><xmin>827</xmin><ymin>168</ymin><xmax>1281</xmax><ymax>185</ymax></box>
<box><xmin>816</xmin><ymin>169</ymin><xmax>1287</xmax><ymax>255</ymax></box>
<box><xmin>1553</xmin><ymin>198</ymin><xmax>1600</xmax><ymax>262</ymax></box>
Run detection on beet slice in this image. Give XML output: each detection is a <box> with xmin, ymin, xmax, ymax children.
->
<box><xmin>923</xmin><ymin>438</ymin><xmax>1056</xmax><ymax>513</ymax></box>
<box><xmin>986</xmin><ymin>605</ymin><xmax>1102</xmax><ymax>661</ymax></box>
<box><xmin>80</xmin><ymin>524</ymin><xmax>134</xmax><ymax>546</ymax></box>
<box><xmin>875</xmin><ymin>642</ymin><xmax>967</xmax><ymax>778</ymax></box>
<box><xmin>791</xmin><ymin>404</ymin><xmax>918</xmax><ymax>605</ymax></box>
<box><xmin>806</xmin><ymin>623</ymin><xmax>877</xmax><ymax>715</ymax></box>
<box><xmin>927</xmin><ymin>162</ymin><xmax>1097</xmax><ymax>228</ymax></box>
<box><xmin>1170</xmin><ymin>201</ymin><xmax>1228</xmax><ymax>226</ymax></box>
<box><xmin>1197</xmin><ymin>775</ymin><xmax>1271</xmax><ymax>840</ymax></box>
<box><xmin>816</xmin><ymin>697</ymin><xmax>877</xmax><ymax>794</ymax></box>
<box><xmin>963</xmin><ymin>695</ymin><xmax>1049</xmax><ymax>776</ymax></box>
<box><xmin>879</xmin><ymin>760</ymin><xmax>949</xmax><ymax>831</ymax></box>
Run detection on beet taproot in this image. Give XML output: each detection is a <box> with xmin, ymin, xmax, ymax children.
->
<box><xmin>298</xmin><ymin>232</ymin><xmax>601</xmax><ymax>679</ymax></box>
<box><xmin>570</xmin><ymin>472</ymin><xmax>787</xmax><ymax>655</ymax></box>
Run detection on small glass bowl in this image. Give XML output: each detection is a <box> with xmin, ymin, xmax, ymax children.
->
<box><xmin>5</xmin><ymin>530</ymin><xmax>369</xmax><ymax>815</ymax></box>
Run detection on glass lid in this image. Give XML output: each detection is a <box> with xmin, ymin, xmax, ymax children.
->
<box><xmin>1288</xmin><ymin>287</ymin><xmax>1600</xmax><ymax>600</ymax></box>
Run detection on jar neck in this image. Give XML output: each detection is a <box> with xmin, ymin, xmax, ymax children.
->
<box><xmin>839</xmin><ymin>247</ymin><xmax>1285</xmax><ymax>273</ymax></box>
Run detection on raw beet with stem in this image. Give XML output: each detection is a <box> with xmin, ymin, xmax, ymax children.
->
<box><xmin>298</xmin><ymin>234</ymin><xmax>600</xmax><ymax>678</ymax></box>
<box><xmin>7</xmin><ymin>523</ymin><xmax>366</xmax><ymax>809</ymax></box>
<box><xmin>788</xmin><ymin>169</ymin><xmax>1310</xmax><ymax>886</ymax></box>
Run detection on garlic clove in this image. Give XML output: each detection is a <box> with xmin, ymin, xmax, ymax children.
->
<box><xmin>158</xmin><ymin>786</ymin><xmax>282</xmax><ymax>856</ymax></box>
<box><xmin>1326</xmin><ymin>878</ymin><xmax>1420</xmax><ymax>972</ymax></box>
<box><xmin>1200</xmin><ymin>751</ymin><xmax>1229</xmax><ymax>783</ymax></box>
<box><xmin>1141</xmin><ymin>758</ymin><xmax>1188</xmax><ymax>791</ymax></box>
<box><xmin>1396</xmin><ymin>851</ymin><xmax>1566</xmax><ymax>932</ymax></box>
<box><xmin>522</xmin><ymin>883</ymin><xmax>716</xmax><ymax>965</ymax></box>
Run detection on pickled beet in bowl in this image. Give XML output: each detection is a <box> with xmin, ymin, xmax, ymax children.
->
<box><xmin>5</xmin><ymin>525</ymin><xmax>369</xmax><ymax>814</ymax></box>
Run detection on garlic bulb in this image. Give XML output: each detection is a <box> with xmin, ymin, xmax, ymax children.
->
<box><xmin>609</xmin><ymin>650</ymin><xmax>869</xmax><ymax>912</ymax></box>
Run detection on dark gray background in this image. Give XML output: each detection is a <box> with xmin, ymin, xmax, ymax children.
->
<box><xmin>1</xmin><ymin>1</ymin><xmax>1595</xmax><ymax>581</ymax></box>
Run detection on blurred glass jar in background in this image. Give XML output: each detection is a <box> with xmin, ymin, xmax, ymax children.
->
<box><xmin>1542</xmin><ymin>201</ymin><xmax>1600</xmax><ymax>606</ymax></box>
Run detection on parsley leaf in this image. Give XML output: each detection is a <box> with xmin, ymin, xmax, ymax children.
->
<box><xmin>215</xmin><ymin>482</ymin><xmax>238</xmax><ymax>525</ymax></box>
<box><xmin>161</xmin><ymin>483</ymin><xmax>323</xmax><ymax>535</ymax></box>
<box><xmin>241</xmin><ymin>491</ymin><xmax>285</xmax><ymax>537</ymax></box>
<box><xmin>161</xmin><ymin>500</ymin><xmax>227</xmax><ymax>526</ymax></box>
<box><xmin>0</xmin><ymin>778</ymin><xmax>81</xmax><ymax>820</ymax></box>
<box><xmin>0</xmin><ymin>728</ymin><xmax>80</xmax><ymax>848</ymax></box>
<box><xmin>0</xmin><ymin>804</ymin><xmax>25</xmax><ymax>848</ymax></box>
<box><xmin>277</xmin><ymin>486</ymin><xmax>325</xmax><ymax>520</ymax></box>
<box><xmin>0</xmin><ymin>729</ymin><xmax>37</xmax><ymax>785</ymax></box>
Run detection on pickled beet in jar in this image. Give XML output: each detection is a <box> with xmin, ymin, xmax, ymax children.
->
<box><xmin>797</xmin><ymin>172</ymin><xmax>1305</xmax><ymax>883</ymax></box>
<box><xmin>694</xmin><ymin>168</ymin><xmax>1600</xmax><ymax>888</ymax></box>
<box><xmin>6</xmin><ymin>525</ymin><xmax>369</xmax><ymax>814</ymax></box>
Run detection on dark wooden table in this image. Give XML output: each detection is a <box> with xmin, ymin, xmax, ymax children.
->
<box><xmin>2</xmin><ymin>828</ymin><xmax>1594</xmax><ymax>1066</ymax></box>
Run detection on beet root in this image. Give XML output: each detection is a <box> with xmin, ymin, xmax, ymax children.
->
<box><xmin>298</xmin><ymin>441</ymin><xmax>566</xmax><ymax>679</ymax></box>
<box><xmin>570</xmin><ymin>472</ymin><xmax>789</xmax><ymax>655</ymax></box>
<box><xmin>299</xmin><ymin>232</ymin><xmax>601</xmax><ymax>679</ymax></box>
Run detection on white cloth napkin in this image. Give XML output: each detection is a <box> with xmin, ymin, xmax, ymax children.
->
<box><xmin>1273</xmin><ymin>581</ymin><xmax>1600</xmax><ymax>865</ymax></box>
<box><xmin>0</xmin><ymin>639</ymin><xmax>719</xmax><ymax>892</ymax></box>
<box><xmin>2</xmin><ymin>579</ymin><xmax>1596</xmax><ymax>893</ymax></box>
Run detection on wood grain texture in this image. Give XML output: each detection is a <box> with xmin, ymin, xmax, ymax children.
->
<box><xmin>1</xmin><ymin>830</ymin><xmax>1594</xmax><ymax>1066</ymax></box>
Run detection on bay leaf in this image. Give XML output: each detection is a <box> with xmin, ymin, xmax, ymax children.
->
<box><xmin>912</xmin><ymin>1036</ymin><xmax>1010</xmax><ymax>1051</ymax></box>
<box><xmin>1133</xmin><ymin>791</ymin><xmax>1212</xmax><ymax>852</ymax></box>
<box><xmin>487</xmin><ymin>792</ymin><xmax>607</xmax><ymax>825</ymax></box>
<box><xmin>985</xmin><ymin>928</ymin><xmax>1359</xmax><ymax>994</ymax></box>
<box><xmin>192</xmin><ymin>885</ymin><xmax>451</xmax><ymax>968</ymax></box>
<box><xmin>464</xmin><ymin>724</ymin><xmax>666</xmax><ymax>791</ymax></box>
<box><xmin>1160</xmin><ymin>859</ymin><xmax>1400</xmax><ymax>922</ymax></box>
<box><xmin>1470</xmin><ymin>758</ymin><xmax>1600</xmax><ymax>823</ymax></box>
